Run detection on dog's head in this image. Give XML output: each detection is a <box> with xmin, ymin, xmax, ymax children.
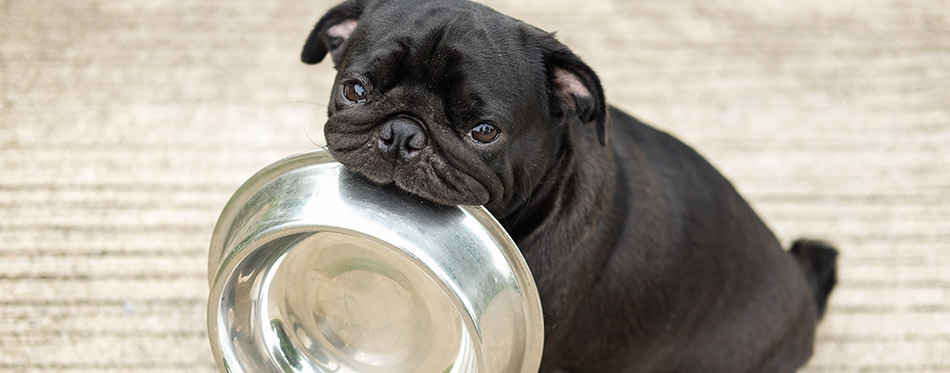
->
<box><xmin>302</xmin><ymin>0</ymin><xmax>606</xmax><ymax>214</ymax></box>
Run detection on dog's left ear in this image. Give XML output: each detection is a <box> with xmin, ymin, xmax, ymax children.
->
<box><xmin>530</xmin><ymin>30</ymin><xmax>609</xmax><ymax>146</ymax></box>
<box><xmin>301</xmin><ymin>0</ymin><xmax>366</xmax><ymax>66</ymax></box>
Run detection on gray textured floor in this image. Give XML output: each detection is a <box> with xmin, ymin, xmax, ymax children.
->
<box><xmin>2</xmin><ymin>0</ymin><xmax>948</xmax><ymax>371</ymax></box>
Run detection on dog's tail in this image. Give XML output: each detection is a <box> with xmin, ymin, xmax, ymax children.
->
<box><xmin>789</xmin><ymin>239</ymin><xmax>838</xmax><ymax>318</ymax></box>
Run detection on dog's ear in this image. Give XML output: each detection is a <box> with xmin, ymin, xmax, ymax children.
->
<box><xmin>301</xmin><ymin>0</ymin><xmax>366</xmax><ymax>66</ymax></box>
<box><xmin>528</xmin><ymin>29</ymin><xmax>609</xmax><ymax>146</ymax></box>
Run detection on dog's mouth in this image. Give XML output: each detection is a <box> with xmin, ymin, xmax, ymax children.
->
<box><xmin>325</xmin><ymin>129</ymin><xmax>496</xmax><ymax>207</ymax></box>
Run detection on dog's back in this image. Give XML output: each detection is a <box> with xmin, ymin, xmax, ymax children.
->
<box><xmin>537</xmin><ymin>107</ymin><xmax>838</xmax><ymax>372</ymax></box>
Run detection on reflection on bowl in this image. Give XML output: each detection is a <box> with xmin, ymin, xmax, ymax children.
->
<box><xmin>207</xmin><ymin>150</ymin><xmax>543</xmax><ymax>373</ymax></box>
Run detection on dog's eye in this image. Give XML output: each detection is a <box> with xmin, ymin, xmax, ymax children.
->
<box><xmin>343</xmin><ymin>82</ymin><xmax>367</xmax><ymax>103</ymax></box>
<box><xmin>470</xmin><ymin>123</ymin><xmax>499</xmax><ymax>144</ymax></box>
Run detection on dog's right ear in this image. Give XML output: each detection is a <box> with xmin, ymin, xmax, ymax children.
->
<box><xmin>301</xmin><ymin>0</ymin><xmax>365</xmax><ymax>66</ymax></box>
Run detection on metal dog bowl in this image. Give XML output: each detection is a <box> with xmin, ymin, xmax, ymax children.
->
<box><xmin>207</xmin><ymin>150</ymin><xmax>544</xmax><ymax>373</ymax></box>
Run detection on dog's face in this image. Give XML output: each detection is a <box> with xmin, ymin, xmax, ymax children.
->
<box><xmin>302</xmin><ymin>0</ymin><xmax>607</xmax><ymax>215</ymax></box>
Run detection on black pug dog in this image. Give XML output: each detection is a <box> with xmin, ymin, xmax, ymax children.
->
<box><xmin>301</xmin><ymin>0</ymin><xmax>838</xmax><ymax>371</ymax></box>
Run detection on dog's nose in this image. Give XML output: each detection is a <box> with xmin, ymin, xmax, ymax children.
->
<box><xmin>378</xmin><ymin>117</ymin><xmax>428</xmax><ymax>160</ymax></box>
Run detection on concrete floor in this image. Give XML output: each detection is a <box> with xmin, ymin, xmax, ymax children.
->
<box><xmin>1</xmin><ymin>0</ymin><xmax>948</xmax><ymax>371</ymax></box>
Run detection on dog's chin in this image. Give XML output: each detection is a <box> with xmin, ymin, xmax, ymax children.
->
<box><xmin>328</xmin><ymin>143</ymin><xmax>492</xmax><ymax>207</ymax></box>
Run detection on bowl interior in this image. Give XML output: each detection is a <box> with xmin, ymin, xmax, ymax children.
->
<box><xmin>208</xmin><ymin>151</ymin><xmax>542</xmax><ymax>373</ymax></box>
<box><xmin>215</xmin><ymin>228</ymin><xmax>480</xmax><ymax>373</ymax></box>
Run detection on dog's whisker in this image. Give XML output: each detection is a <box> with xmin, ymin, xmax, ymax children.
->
<box><xmin>275</xmin><ymin>100</ymin><xmax>328</xmax><ymax>108</ymax></box>
<box><xmin>304</xmin><ymin>124</ymin><xmax>327</xmax><ymax>149</ymax></box>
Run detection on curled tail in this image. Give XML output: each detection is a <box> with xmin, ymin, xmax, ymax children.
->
<box><xmin>790</xmin><ymin>239</ymin><xmax>838</xmax><ymax>318</ymax></box>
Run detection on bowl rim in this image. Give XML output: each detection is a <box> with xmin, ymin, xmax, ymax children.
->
<box><xmin>206</xmin><ymin>150</ymin><xmax>544</xmax><ymax>373</ymax></box>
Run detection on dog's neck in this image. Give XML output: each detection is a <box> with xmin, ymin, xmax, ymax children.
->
<box><xmin>494</xmin><ymin>125</ymin><xmax>632</xmax><ymax>351</ymax></box>
<box><xmin>496</xmin><ymin>128</ymin><xmax>621</xmax><ymax>284</ymax></box>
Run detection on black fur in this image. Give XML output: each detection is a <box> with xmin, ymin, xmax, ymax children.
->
<box><xmin>790</xmin><ymin>239</ymin><xmax>839</xmax><ymax>317</ymax></box>
<box><xmin>302</xmin><ymin>0</ymin><xmax>838</xmax><ymax>371</ymax></box>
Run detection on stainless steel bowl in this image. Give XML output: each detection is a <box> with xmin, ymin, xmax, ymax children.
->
<box><xmin>207</xmin><ymin>150</ymin><xmax>544</xmax><ymax>373</ymax></box>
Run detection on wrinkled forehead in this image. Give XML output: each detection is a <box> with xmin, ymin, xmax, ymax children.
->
<box><xmin>364</xmin><ymin>0</ymin><xmax>514</xmax><ymax>49</ymax></box>
<box><xmin>346</xmin><ymin>1</ymin><xmax>539</xmax><ymax>101</ymax></box>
